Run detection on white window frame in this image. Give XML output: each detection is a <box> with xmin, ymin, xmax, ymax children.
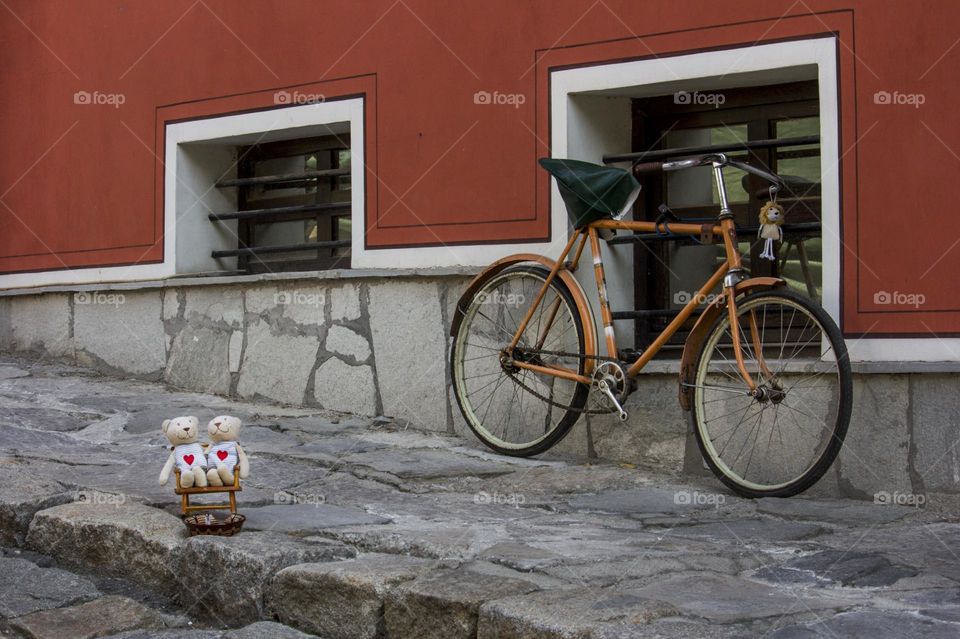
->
<box><xmin>167</xmin><ymin>99</ymin><xmax>365</xmax><ymax>277</ymax></box>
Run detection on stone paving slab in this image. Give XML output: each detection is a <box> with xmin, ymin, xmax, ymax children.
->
<box><xmin>242</xmin><ymin>503</ymin><xmax>391</xmax><ymax>534</ymax></box>
<box><xmin>756</xmin><ymin>496</ymin><xmax>918</xmax><ymax>525</ymax></box>
<box><xmin>661</xmin><ymin>518</ymin><xmax>827</xmax><ymax>543</ymax></box>
<box><xmin>753</xmin><ymin>549</ymin><xmax>919</xmax><ymax>588</ymax></box>
<box><xmin>0</xmin><ymin>556</ymin><xmax>99</xmax><ymax>618</ymax></box>
<box><xmin>624</xmin><ymin>572</ymin><xmax>844</xmax><ymax>623</ymax></box>
<box><xmin>0</xmin><ymin>463</ymin><xmax>71</xmax><ymax>546</ymax></box>
<box><xmin>8</xmin><ymin>595</ymin><xmax>167</xmax><ymax>639</ymax></box>
<box><xmin>770</xmin><ymin>609</ymin><xmax>960</xmax><ymax>637</ymax></box>
<box><xmin>477</xmin><ymin>587</ymin><xmax>679</xmax><ymax>638</ymax></box>
<box><xmin>102</xmin><ymin>631</ymin><xmax>225</xmax><ymax>639</ymax></box>
<box><xmin>337</xmin><ymin>448</ymin><xmax>526</xmax><ymax>480</ymax></box>
<box><xmin>101</xmin><ymin>622</ymin><xmax>319</xmax><ymax>639</ymax></box>
<box><xmin>223</xmin><ymin>621</ymin><xmax>320</xmax><ymax>638</ymax></box>
<box><xmin>566</xmin><ymin>486</ymin><xmax>723</xmax><ymax>516</ymax></box>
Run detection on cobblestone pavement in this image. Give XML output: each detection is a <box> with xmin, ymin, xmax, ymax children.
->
<box><xmin>1</xmin><ymin>356</ymin><xmax>959</xmax><ymax>638</ymax></box>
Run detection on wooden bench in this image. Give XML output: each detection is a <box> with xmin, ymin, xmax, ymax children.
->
<box><xmin>174</xmin><ymin>468</ymin><xmax>241</xmax><ymax>516</ymax></box>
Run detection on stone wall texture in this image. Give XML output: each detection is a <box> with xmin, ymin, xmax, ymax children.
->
<box><xmin>1</xmin><ymin>275</ymin><xmax>957</xmax><ymax>507</ymax></box>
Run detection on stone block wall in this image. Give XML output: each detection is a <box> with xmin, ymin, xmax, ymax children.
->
<box><xmin>0</xmin><ymin>274</ymin><xmax>469</xmax><ymax>434</ymax></box>
<box><xmin>2</xmin><ymin>273</ymin><xmax>959</xmax><ymax>509</ymax></box>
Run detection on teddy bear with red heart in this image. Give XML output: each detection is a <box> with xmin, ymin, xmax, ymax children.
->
<box><xmin>204</xmin><ymin>415</ymin><xmax>250</xmax><ymax>486</ymax></box>
<box><xmin>158</xmin><ymin>415</ymin><xmax>209</xmax><ymax>488</ymax></box>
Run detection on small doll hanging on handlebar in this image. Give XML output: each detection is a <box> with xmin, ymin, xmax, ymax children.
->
<box><xmin>758</xmin><ymin>200</ymin><xmax>786</xmax><ymax>261</ymax></box>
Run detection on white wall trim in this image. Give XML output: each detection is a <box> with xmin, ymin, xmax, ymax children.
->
<box><xmin>0</xmin><ymin>261</ymin><xmax>176</xmax><ymax>290</ymax></box>
<box><xmin>847</xmin><ymin>338</ymin><xmax>960</xmax><ymax>363</ymax></box>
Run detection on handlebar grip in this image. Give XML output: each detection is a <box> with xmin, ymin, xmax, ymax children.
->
<box><xmin>632</xmin><ymin>161</ymin><xmax>663</xmax><ymax>176</ymax></box>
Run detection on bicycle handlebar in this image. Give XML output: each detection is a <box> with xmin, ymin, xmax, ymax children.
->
<box><xmin>633</xmin><ymin>153</ymin><xmax>784</xmax><ymax>190</ymax></box>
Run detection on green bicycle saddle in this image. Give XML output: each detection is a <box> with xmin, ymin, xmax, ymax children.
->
<box><xmin>539</xmin><ymin>158</ymin><xmax>641</xmax><ymax>229</ymax></box>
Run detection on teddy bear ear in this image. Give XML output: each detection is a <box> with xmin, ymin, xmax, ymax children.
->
<box><xmin>162</xmin><ymin>419</ymin><xmax>171</xmax><ymax>433</ymax></box>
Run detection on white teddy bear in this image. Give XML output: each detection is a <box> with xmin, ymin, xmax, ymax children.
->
<box><xmin>204</xmin><ymin>415</ymin><xmax>250</xmax><ymax>487</ymax></box>
<box><xmin>158</xmin><ymin>416</ymin><xmax>208</xmax><ymax>488</ymax></box>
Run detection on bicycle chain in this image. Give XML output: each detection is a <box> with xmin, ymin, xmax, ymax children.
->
<box><xmin>503</xmin><ymin>349</ymin><xmax>619</xmax><ymax>415</ymax></box>
<box><xmin>519</xmin><ymin>348</ymin><xmax>621</xmax><ymax>363</ymax></box>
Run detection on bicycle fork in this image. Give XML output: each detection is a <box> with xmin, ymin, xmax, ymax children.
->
<box><xmin>715</xmin><ymin>159</ymin><xmax>767</xmax><ymax>393</ymax></box>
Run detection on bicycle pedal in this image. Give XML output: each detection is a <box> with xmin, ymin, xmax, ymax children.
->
<box><xmin>618</xmin><ymin>348</ymin><xmax>642</xmax><ymax>361</ymax></box>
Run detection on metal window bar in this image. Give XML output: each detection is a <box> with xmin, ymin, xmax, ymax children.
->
<box><xmin>601</xmin><ymin>135</ymin><xmax>819</xmax><ymax>164</ymax></box>
<box><xmin>208</xmin><ymin>202</ymin><xmax>349</xmax><ymax>223</ymax></box>
<box><xmin>210</xmin><ymin>141</ymin><xmax>351</xmax><ymax>267</ymax></box>
<box><xmin>211</xmin><ymin>240</ymin><xmax>350</xmax><ymax>258</ymax></box>
<box><xmin>215</xmin><ymin>168</ymin><xmax>350</xmax><ymax>188</ymax></box>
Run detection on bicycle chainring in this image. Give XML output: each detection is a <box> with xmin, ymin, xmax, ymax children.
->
<box><xmin>590</xmin><ymin>361</ymin><xmax>629</xmax><ymax>409</ymax></box>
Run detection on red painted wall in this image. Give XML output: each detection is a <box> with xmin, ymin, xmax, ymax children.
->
<box><xmin>1</xmin><ymin>1</ymin><xmax>958</xmax><ymax>337</ymax></box>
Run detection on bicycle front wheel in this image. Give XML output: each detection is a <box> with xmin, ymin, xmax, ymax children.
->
<box><xmin>690</xmin><ymin>289</ymin><xmax>852</xmax><ymax>497</ymax></box>
<box><xmin>451</xmin><ymin>264</ymin><xmax>589</xmax><ymax>456</ymax></box>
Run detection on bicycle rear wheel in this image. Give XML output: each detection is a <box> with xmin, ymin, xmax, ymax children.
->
<box><xmin>450</xmin><ymin>264</ymin><xmax>589</xmax><ymax>456</ymax></box>
<box><xmin>690</xmin><ymin>289</ymin><xmax>852</xmax><ymax>497</ymax></box>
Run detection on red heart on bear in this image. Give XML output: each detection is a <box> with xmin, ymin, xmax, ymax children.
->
<box><xmin>183</xmin><ymin>454</ymin><xmax>195</xmax><ymax>465</ymax></box>
<box><xmin>217</xmin><ymin>450</ymin><xmax>228</xmax><ymax>461</ymax></box>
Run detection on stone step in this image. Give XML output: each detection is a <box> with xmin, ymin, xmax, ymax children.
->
<box><xmin>384</xmin><ymin>568</ymin><xmax>541</xmax><ymax>639</ymax></box>
<box><xmin>178</xmin><ymin>532</ymin><xmax>355</xmax><ymax>625</ymax></box>
<box><xmin>26</xmin><ymin>500</ymin><xmax>185</xmax><ymax>596</ymax></box>
<box><xmin>21</xmin><ymin>499</ymin><xmax>356</xmax><ymax>627</ymax></box>
<box><xmin>266</xmin><ymin>554</ymin><xmax>441</xmax><ymax>639</ymax></box>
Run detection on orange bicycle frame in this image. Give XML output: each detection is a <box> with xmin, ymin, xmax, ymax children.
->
<box><xmin>505</xmin><ymin>213</ymin><xmax>761</xmax><ymax>391</ymax></box>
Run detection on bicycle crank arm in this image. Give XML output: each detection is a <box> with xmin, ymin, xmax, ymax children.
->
<box><xmin>597</xmin><ymin>379</ymin><xmax>629</xmax><ymax>422</ymax></box>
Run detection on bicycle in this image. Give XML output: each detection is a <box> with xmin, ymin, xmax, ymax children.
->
<box><xmin>449</xmin><ymin>153</ymin><xmax>851</xmax><ymax>498</ymax></box>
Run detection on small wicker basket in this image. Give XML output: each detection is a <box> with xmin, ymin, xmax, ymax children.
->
<box><xmin>183</xmin><ymin>513</ymin><xmax>245</xmax><ymax>537</ymax></box>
